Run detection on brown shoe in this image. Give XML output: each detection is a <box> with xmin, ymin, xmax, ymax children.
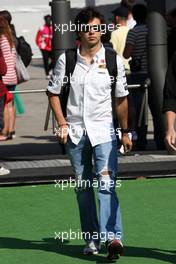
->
<box><xmin>106</xmin><ymin>239</ymin><xmax>124</xmax><ymax>261</ymax></box>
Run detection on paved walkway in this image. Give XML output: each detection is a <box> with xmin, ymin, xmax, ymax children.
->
<box><xmin>0</xmin><ymin>59</ymin><xmax>175</xmax><ymax>185</ymax></box>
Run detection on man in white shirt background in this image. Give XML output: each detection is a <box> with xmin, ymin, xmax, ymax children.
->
<box><xmin>47</xmin><ymin>6</ymin><xmax>132</xmax><ymax>260</ymax></box>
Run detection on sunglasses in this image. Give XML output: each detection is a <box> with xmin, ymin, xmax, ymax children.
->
<box><xmin>81</xmin><ymin>24</ymin><xmax>105</xmax><ymax>33</ymax></box>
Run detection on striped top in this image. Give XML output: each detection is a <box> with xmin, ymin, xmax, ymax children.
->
<box><xmin>126</xmin><ymin>24</ymin><xmax>148</xmax><ymax>73</ymax></box>
<box><xmin>0</xmin><ymin>35</ymin><xmax>17</xmax><ymax>85</ymax></box>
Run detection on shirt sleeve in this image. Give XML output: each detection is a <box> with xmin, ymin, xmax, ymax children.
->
<box><xmin>47</xmin><ymin>52</ymin><xmax>66</xmax><ymax>94</ymax></box>
<box><xmin>115</xmin><ymin>55</ymin><xmax>129</xmax><ymax>97</ymax></box>
<box><xmin>126</xmin><ymin>28</ymin><xmax>136</xmax><ymax>46</ymax></box>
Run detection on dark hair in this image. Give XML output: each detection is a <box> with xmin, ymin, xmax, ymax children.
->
<box><xmin>0</xmin><ymin>16</ymin><xmax>14</xmax><ymax>48</ymax></box>
<box><xmin>120</xmin><ymin>1</ymin><xmax>132</xmax><ymax>12</ymax></box>
<box><xmin>44</xmin><ymin>14</ymin><xmax>51</xmax><ymax>21</ymax></box>
<box><xmin>75</xmin><ymin>6</ymin><xmax>105</xmax><ymax>32</ymax></box>
<box><xmin>169</xmin><ymin>8</ymin><xmax>176</xmax><ymax>18</ymax></box>
<box><xmin>132</xmin><ymin>4</ymin><xmax>147</xmax><ymax>24</ymax></box>
<box><xmin>0</xmin><ymin>10</ymin><xmax>12</xmax><ymax>25</ymax></box>
<box><xmin>0</xmin><ymin>10</ymin><xmax>16</xmax><ymax>36</ymax></box>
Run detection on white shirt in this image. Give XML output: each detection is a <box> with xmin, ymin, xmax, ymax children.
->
<box><xmin>127</xmin><ymin>17</ymin><xmax>136</xmax><ymax>30</ymax></box>
<box><xmin>47</xmin><ymin>46</ymin><xmax>128</xmax><ymax>146</ymax></box>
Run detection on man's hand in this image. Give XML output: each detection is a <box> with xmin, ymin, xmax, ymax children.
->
<box><xmin>121</xmin><ymin>134</ymin><xmax>133</xmax><ymax>153</ymax></box>
<box><xmin>55</xmin><ymin>124</ymin><xmax>69</xmax><ymax>144</ymax></box>
<box><xmin>165</xmin><ymin>129</ymin><xmax>176</xmax><ymax>151</ymax></box>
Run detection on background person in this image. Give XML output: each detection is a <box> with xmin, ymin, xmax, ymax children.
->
<box><xmin>0</xmin><ymin>48</ymin><xmax>7</xmax><ymax>140</ymax></box>
<box><xmin>0</xmin><ymin>10</ymin><xmax>25</xmax><ymax>137</ymax></box>
<box><xmin>123</xmin><ymin>3</ymin><xmax>166</xmax><ymax>151</ymax></box>
<box><xmin>120</xmin><ymin>0</ymin><xmax>136</xmax><ymax>29</ymax></box>
<box><xmin>0</xmin><ymin>16</ymin><xmax>17</xmax><ymax>140</ymax></box>
<box><xmin>123</xmin><ymin>4</ymin><xmax>148</xmax><ymax>150</ymax></box>
<box><xmin>110</xmin><ymin>5</ymin><xmax>130</xmax><ymax>71</ymax></box>
<box><xmin>36</xmin><ymin>15</ymin><xmax>53</xmax><ymax>79</ymax></box>
<box><xmin>0</xmin><ymin>47</ymin><xmax>10</xmax><ymax>174</ymax></box>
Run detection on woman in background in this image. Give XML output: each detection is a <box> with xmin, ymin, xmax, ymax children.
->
<box><xmin>0</xmin><ymin>10</ymin><xmax>25</xmax><ymax>120</ymax></box>
<box><xmin>0</xmin><ymin>47</ymin><xmax>10</xmax><ymax>174</ymax></box>
<box><xmin>0</xmin><ymin>16</ymin><xmax>17</xmax><ymax>139</ymax></box>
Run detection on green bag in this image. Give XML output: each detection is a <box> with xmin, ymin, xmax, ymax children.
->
<box><xmin>14</xmin><ymin>87</ymin><xmax>25</xmax><ymax>115</ymax></box>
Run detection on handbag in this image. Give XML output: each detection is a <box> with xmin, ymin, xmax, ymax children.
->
<box><xmin>16</xmin><ymin>53</ymin><xmax>30</xmax><ymax>84</ymax></box>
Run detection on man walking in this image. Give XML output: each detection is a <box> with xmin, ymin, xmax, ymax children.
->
<box><xmin>47</xmin><ymin>7</ymin><xmax>132</xmax><ymax>260</ymax></box>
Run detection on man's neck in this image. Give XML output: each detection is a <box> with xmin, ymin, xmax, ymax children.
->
<box><xmin>80</xmin><ymin>43</ymin><xmax>102</xmax><ymax>62</ymax></box>
<box><xmin>119</xmin><ymin>20</ymin><xmax>127</xmax><ymax>27</ymax></box>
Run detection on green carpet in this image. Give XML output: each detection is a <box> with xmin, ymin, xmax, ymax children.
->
<box><xmin>0</xmin><ymin>178</ymin><xmax>175</xmax><ymax>264</ymax></box>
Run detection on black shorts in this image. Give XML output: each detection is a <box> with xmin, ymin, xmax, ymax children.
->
<box><xmin>0</xmin><ymin>95</ymin><xmax>5</xmax><ymax>130</ymax></box>
<box><xmin>7</xmin><ymin>85</ymin><xmax>16</xmax><ymax>91</ymax></box>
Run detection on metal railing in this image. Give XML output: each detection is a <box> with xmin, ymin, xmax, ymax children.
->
<box><xmin>10</xmin><ymin>82</ymin><xmax>149</xmax><ymax>132</ymax></box>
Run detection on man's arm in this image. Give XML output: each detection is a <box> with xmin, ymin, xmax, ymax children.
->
<box><xmin>123</xmin><ymin>29</ymin><xmax>135</xmax><ymax>59</ymax></box>
<box><xmin>163</xmin><ymin>52</ymin><xmax>176</xmax><ymax>151</ymax></box>
<box><xmin>47</xmin><ymin>53</ymin><xmax>68</xmax><ymax>144</ymax></box>
<box><xmin>116</xmin><ymin>97</ymin><xmax>128</xmax><ymax>129</ymax></box>
<box><xmin>115</xmin><ymin>55</ymin><xmax>132</xmax><ymax>152</ymax></box>
<box><xmin>123</xmin><ymin>43</ymin><xmax>134</xmax><ymax>59</ymax></box>
<box><xmin>48</xmin><ymin>93</ymin><xmax>69</xmax><ymax>144</ymax></box>
<box><xmin>165</xmin><ymin>111</ymin><xmax>176</xmax><ymax>151</ymax></box>
<box><xmin>163</xmin><ymin>52</ymin><xmax>176</xmax><ymax>113</ymax></box>
<box><xmin>48</xmin><ymin>93</ymin><xmax>66</xmax><ymax>126</ymax></box>
<box><xmin>116</xmin><ymin>96</ymin><xmax>133</xmax><ymax>152</ymax></box>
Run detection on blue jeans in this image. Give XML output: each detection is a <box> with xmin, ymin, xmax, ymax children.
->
<box><xmin>66</xmin><ymin>134</ymin><xmax>123</xmax><ymax>243</ymax></box>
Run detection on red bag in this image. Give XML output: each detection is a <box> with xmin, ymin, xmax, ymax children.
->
<box><xmin>5</xmin><ymin>90</ymin><xmax>13</xmax><ymax>105</ymax></box>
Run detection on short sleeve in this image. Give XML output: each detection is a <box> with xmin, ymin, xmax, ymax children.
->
<box><xmin>126</xmin><ymin>28</ymin><xmax>136</xmax><ymax>46</ymax></box>
<box><xmin>115</xmin><ymin>55</ymin><xmax>129</xmax><ymax>97</ymax></box>
<box><xmin>47</xmin><ymin>52</ymin><xmax>66</xmax><ymax>94</ymax></box>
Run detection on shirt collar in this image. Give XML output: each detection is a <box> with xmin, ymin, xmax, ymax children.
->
<box><xmin>77</xmin><ymin>45</ymin><xmax>105</xmax><ymax>64</ymax></box>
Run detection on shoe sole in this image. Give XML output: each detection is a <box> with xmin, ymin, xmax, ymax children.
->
<box><xmin>107</xmin><ymin>240</ymin><xmax>124</xmax><ymax>261</ymax></box>
<box><xmin>83</xmin><ymin>251</ymin><xmax>98</xmax><ymax>255</ymax></box>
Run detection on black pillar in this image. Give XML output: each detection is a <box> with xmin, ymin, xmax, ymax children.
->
<box><xmin>86</xmin><ymin>0</ymin><xmax>96</xmax><ymax>6</ymax></box>
<box><xmin>147</xmin><ymin>0</ymin><xmax>167</xmax><ymax>148</ymax></box>
<box><xmin>50</xmin><ymin>0</ymin><xmax>75</xmax><ymax>65</ymax></box>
